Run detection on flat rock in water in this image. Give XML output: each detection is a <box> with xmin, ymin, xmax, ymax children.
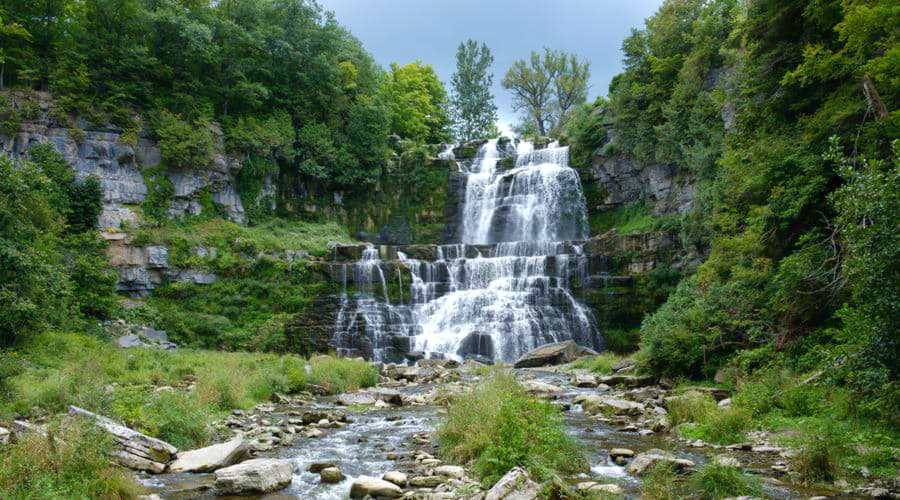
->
<box><xmin>570</xmin><ymin>373</ymin><xmax>599</xmax><ymax>388</ymax></box>
<box><xmin>434</xmin><ymin>465</ymin><xmax>465</xmax><ymax>479</ymax></box>
<box><xmin>580</xmin><ymin>396</ymin><xmax>644</xmax><ymax>416</ymax></box>
<box><xmin>382</xmin><ymin>470</ymin><xmax>407</xmax><ymax>486</ymax></box>
<box><xmin>169</xmin><ymin>438</ymin><xmax>249</xmax><ymax>473</ymax></box>
<box><xmin>337</xmin><ymin>392</ymin><xmax>377</xmax><ymax>406</ymax></box>
<box><xmin>350</xmin><ymin>475</ymin><xmax>403</xmax><ymax>498</ymax></box>
<box><xmin>522</xmin><ymin>380</ymin><xmax>564</xmax><ymax>394</ymax></box>
<box><xmin>214</xmin><ymin>458</ymin><xmax>294</xmax><ymax>494</ymax></box>
<box><xmin>485</xmin><ymin>467</ymin><xmax>542</xmax><ymax>500</ymax></box>
<box><xmin>513</xmin><ymin>341</ymin><xmax>596</xmax><ymax>368</ymax></box>
<box><xmin>370</xmin><ymin>387</ymin><xmax>403</xmax><ymax>405</ymax></box>
<box><xmin>626</xmin><ymin>450</ymin><xmax>695</xmax><ymax>476</ymax></box>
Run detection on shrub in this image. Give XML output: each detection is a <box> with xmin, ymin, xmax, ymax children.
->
<box><xmin>571</xmin><ymin>352</ymin><xmax>623</xmax><ymax>374</ymax></box>
<box><xmin>308</xmin><ymin>356</ymin><xmax>378</xmax><ymax>394</ymax></box>
<box><xmin>791</xmin><ymin>430</ymin><xmax>845</xmax><ymax>483</ymax></box>
<box><xmin>640</xmin><ymin>462</ymin><xmax>683</xmax><ymax>500</ymax></box>
<box><xmin>688</xmin><ymin>463</ymin><xmax>762</xmax><ymax>499</ymax></box>
<box><xmin>0</xmin><ymin>418</ymin><xmax>142</xmax><ymax>499</ymax></box>
<box><xmin>667</xmin><ymin>392</ymin><xmax>717</xmax><ymax>428</ymax></box>
<box><xmin>669</xmin><ymin>392</ymin><xmax>752</xmax><ymax>444</ymax></box>
<box><xmin>438</xmin><ymin>370</ymin><xmax>588</xmax><ymax>486</ymax></box>
<box><xmin>142</xmin><ymin>391</ymin><xmax>212</xmax><ymax>449</ymax></box>
<box><xmin>152</xmin><ymin>110</ymin><xmax>215</xmax><ymax>169</ymax></box>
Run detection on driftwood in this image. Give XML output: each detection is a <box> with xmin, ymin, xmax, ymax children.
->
<box><xmin>68</xmin><ymin>405</ymin><xmax>177</xmax><ymax>473</ymax></box>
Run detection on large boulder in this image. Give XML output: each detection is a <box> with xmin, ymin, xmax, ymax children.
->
<box><xmin>336</xmin><ymin>392</ymin><xmax>377</xmax><ymax>406</ymax></box>
<box><xmin>513</xmin><ymin>341</ymin><xmax>597</xmax><ymax>368</ymax></box>
<box><xmin>169</xmin><ymin>438</ymin><xmax>249</xmax><ymax>473</ymax></box>
<box><xmin>350</xmin><ymin>475</ymin><xmax>403</xmax><ymax>498</ymax></box>
<box><xmin>579</xmin><ymin>396</ymin><xmax>644</xmax><ymax>416</ymax></box>
<box><xmin>485</xmin><ymin>467</ymin><xmax>542</xmax><ymax>500</ymax></box>
<box><xmin>626</xmin><ymin>450</ymin><xmax>695</xmax><ymax>476</ymax></box>
<box><xmin>214</xmin><ymin>458</ymin><xmax>294</xmax><ymax>494</ymax></box>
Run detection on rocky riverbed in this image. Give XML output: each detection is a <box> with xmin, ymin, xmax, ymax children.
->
<box><xmin>121</xmin><ymin>354</ymin><xmax>891</xmax><ymax>500</ymax></box>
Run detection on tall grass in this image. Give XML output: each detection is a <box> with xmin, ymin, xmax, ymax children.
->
<box><xmin>0</xmin><ymin>418</ymin><xmax>142</xmax><ymax>499</ymax></box>
<box><xmin>668</xmin><ymin>392</ymin><xmax>752</xmax><ymax>444</ymax></box>
<box><xmin>438</xmin><ymin>369</ymin><xmax>588</xmax><ymax>486</ymax></box>
<box><xmin>570</xmin><ymin>352</ymin><xmax>623</xmax><ymax>374</ymax></box>
<box><xmin>1</xmin><ymin>331</ymin><xmax>377</xmax><ymax>448</ymax></box>
<box><xmin>688</xmin><ymin>463</ymin><xmax>762</xmax><ymax>499</ymax></box>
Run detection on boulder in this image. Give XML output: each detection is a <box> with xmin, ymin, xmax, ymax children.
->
<box><xmin>68</xmin><ymin>406</ymin><xmax>176</xmax><ymax>473</ymax></box>
<box><xmin>522</xmin><ymin>380</ymin><xmax>564</xmax><ymax>395</ymax></box>
<box><xmin>116</xmin><ymin>334</ymin><xmax>144</xmax><ymax>348</ymax></box>
<box><xmin>570</xmin><ymin>373</ymin><xmax>599</xmax><ymax>388</ymax></box>
<box><xmin>169</xmin><ymin>438</ymin><xmax>249</xmax><ymax>473</ymax></box>
<box><xmin>513</xmin><ymin>341</ymin><xmax>596</xmax><ymax>368</ymax></box>
<box><xmin>382</xmin><ymin>470</ymin><xmax>408</xmax><ymax>487</ymax></box>
<box><xmin>612</xmin><ymin>358</ymin><xmax>636</xmax><ymax>372</ymax></box>
<box><xmin>319</xmin><ymin>466</ymin><xmax>346</xmax><ymax>483</ymax></box>
<box><xmin>409</xmin><ymin>475</ymin><xmax>445</xmax><ymax>487</ymax></box>
<box><xmin>0</xmin><ymin>426</ymin><xmax>8</xmax><ymax>444</ymax></box>
<box><xmin>214</xmin><ymin>458</ymin><xmax>294</xmax><ymax>494</ymax></box>
<box><xmin>485</xmin><ymin>467</ymin><xmax>542</xmax><ymax>500</ymax></box>
<box><xmin>599</xmin><ymin>375</ymin><xmax>655</xmax><ymax>387</ymax></box>
<box><xmin>609</xmin><ymin>448</ymin><xmax>635</xmax><ymax>460</ymax></box>
<box><xmin>434</xmin><ymin>465</ymin><xmax>465</xmax><ymax>479</ymax></box>
<box><xmin>712</xmin><ymin>455</ymin><xmax>741</xmax><ymax>468</ymax></box>
<box><xmin>626</xmin><ymin>450</ymin><xmax>695</xmax><ymax>476</ymax></box>
<box><xmin>370</xmin><ymin>387</ymin><xmax>403</xmax><ymax>406</ymax></box>
<box><xmin>350</xmin><ymin>475</ymin><xmax>403</xmax><ymax>498</ymax></box>
<box><xmin>580</xmin><ymin>396</ymin><xmax>644</xmax><ymax>416</ymax></box>
<box><xmin>308</xmin><ymin>462</ymin><xmax>336</xmax><ymax>473</ymax></box>
<box><xmin>337</xmin><ymin>392</ymin><xmax>377</xmax><ymax>406</ymax></box>
<box><xmin>577</xmin><ymin>482</ymin><xmax>623</xmax><ymax>495</ymax></box>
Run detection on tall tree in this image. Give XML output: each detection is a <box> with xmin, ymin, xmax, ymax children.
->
<box><xmin>502</xmin><ymin>49</ymin><xmax>556</xmax><ymax>136</ymax></box>
<box><xmin>381</xmin><ymin>60</ymin><xmax>451</xmax><ymax>143</ymax></box>
<box><xmin>547</xmin><ymin>49</ymin><xmax>590</xmax><ymax>131</ymax></box>
<box><xmin>450</xmin><ymin>39</ymin><xmax>497</xmax><ymax>143</ymax></box>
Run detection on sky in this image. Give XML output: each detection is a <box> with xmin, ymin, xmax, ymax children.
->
<box><xmin>319</xmin><ymin>0</ymin><xmax>664</xmax><ymax>136</ymax></box>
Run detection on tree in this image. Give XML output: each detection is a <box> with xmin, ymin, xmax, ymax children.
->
<box><xmin>450</xmin><ymin>40</ymin><xmax>497</xmax><ymax>143</ymax></box>
<box><xmin>502</xmin><ymin>49</ymin><xmax>556</xmax><ymax>136</ymax></box>
<box><xmin>0</xmin><ymin>8</ymin><xmax>31</xmax><ymax>88</ymax></box>
<box><xmin>547</xmin><ymin>49</ymin><xmax>590</xmax><ymax>131</ymax></box>
<box><xmin>381</xmin><ymin>61</ymin><xmax>451</xmax><ymax>143</ymax></box>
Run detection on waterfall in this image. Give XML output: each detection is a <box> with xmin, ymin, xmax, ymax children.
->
<box><xmin>333</xmin><ymin>140</ymin><xmax>602</xmax><ymax>363</ymax></box>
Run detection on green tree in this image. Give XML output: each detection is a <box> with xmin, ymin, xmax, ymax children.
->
<box><xmin>450</xmin><ymin>39</ymin><xmax>497</xmax><ymax>143</ymax></box>
<box><xmin>502</xmin><ymin>49</ymin><xmax>556</xmax><ymax>136</ymax></box>
<box><xmin>0</xmin><ymin>7</ymin><xmax>31</xmax><ymax>88</ymax></box>
<box><xmin>546</xmin><ymin>49</ymin><xmax>590</xmax><ymax>132</ymax></box>
<box><xmin>382</xmin><ymin>61</ymin><xmax>451</xmax><ymax>143</ymax></box>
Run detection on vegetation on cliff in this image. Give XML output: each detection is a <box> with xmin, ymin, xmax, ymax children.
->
<box><xmin>566</xmin><ymin>0</ymin><xmax>899</xmax><ymax>419</ymax></box>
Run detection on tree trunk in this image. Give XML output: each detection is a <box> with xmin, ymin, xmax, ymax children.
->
<box><xmin>863</xmin><ymin>75</ymin><xmax>888</xmax><ymax>120</ymax></box>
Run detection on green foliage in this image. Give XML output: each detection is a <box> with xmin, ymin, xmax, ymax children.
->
<box><xmin>589</xmin><ymin>203</ymin><xmax>662</xmax><ymax>235</ymax></box>
<box><xmin>153</xmin><ymin>110</ymin><xmax>215</xmax><ymax>169</ymax></box>
<box><xmin>669</xmin><ymin>392</ymin><xmax>752</xmax><ymax>444</ymax></box>
<box><xmin>789</xmin><ymin>427</ymin><xmax>846</xmax><ymax>484</ymax></box>
<box><xmin>307</xmin><ymin>356</ymin><xmax>378</xmax><ymax>395</ymax></box>
<box><xmin>570</xmin><ymin>352</ymin><xmax>624</xmax><ymax>375</ymax></box>
<box><xmin>438</xmin><ymin>370</ymin><xmax>587</xmax><ymax>487</ymax></box>
<box><xmin>141</xmin><ymin>168</ymin><xmax>175</xmax><ymax>226</ymax></box>
<box><xmin>450</xmin><ymin>39</ymin><xmax>498</xmax><ymax>142</ymax></box>
<box><xmin>0</xmin><ymin>418</ymin><xmax>141</xmax><ymax>499</ymax></box>
<box><xmin>67</xmin><ymin>175</ymin><xmax>103</xmax><ymax>233</ymax></box>
<box><xmin>503</xmin><ymin>47</ymin><xmax>590</xmax><ymax>137</ymax></box>
<box><xmin>688</xmin><ymin>462</ymin><xmax>762</xmax><ymax>499</ymax></box>
<box><xmin>382</xmin><ymin>61</ymin><xmax>451</xmax><ymax>143</ymax></box>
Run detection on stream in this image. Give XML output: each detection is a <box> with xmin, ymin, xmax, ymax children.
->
<box><xmin>141</xmin><ymin>366</ymin><xmax>833</xmax><ymax>499</ymax></box>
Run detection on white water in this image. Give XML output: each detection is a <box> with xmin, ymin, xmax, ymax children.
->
<box><xmin>333</xmin><ymin>140</ymin><xmax>601</xmax><ymax>362</ymax></box>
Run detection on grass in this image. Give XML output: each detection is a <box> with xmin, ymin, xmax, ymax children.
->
<box><xmin>639</xmin><ymin>461</ymin><xmax>761</xmax><ymax>500</ymax></box>
<box><xmin>437</xmin><ymin>369</ymin><xmax>588</xmax><ymax>487</ymax></box>
<box><xmin>668</xmin><ymin>392</ymin><xmax>753</xmax><ymax>445</ymax></box>
<box><xmin>688</xmin><ymin>463</ymin><xmax>762</xmax><ymax>499</ymax></box>
<box><xmin>0</xmin><ymin>418</ymin><xmax>143</xmax><ymax>499</ymax></box>
<box><xmin>589</xmin><ymin>204</ymin><xmax>664</xmax><ymax>236</ymax></box>
<box><xmin>132</xmin><ymin>215</ymin><xmax>359</xmax><ymax>260</ymax></box>
<box><xmin>1</xmin><ymin>331</ymin><xmax>378</xmax><ymax>449</ymax></box>
<box><xmin>570</xmin><ymin>352</ymin><xmax>624</xmax><ymax>374</ymax></box>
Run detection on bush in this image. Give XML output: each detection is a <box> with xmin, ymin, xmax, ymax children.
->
<box><xmin>688</xmin><ymin>463</ymin><xmax>762</xmax><ymax>499</ymax></box>
<box><xmin>152</xmin><ymin>110</ymin><xmax>215</xmax><ymax>169</ymax></box>
<box><xmin>640</xmin><ymin>462</ymin><xmax>682</xmax><ymax>500</ymax></box>
<box><xmin>308</xmin><ymin>356</ymin><xmax>378</xmax><ymax>395</ymax></box>
<box><xmin>0</xmin><ymin>418</ymin><xmax>142</xmax><ymax>499</ymax></box>
<box><xmin>790</xmin><ymin>430</ymin><xmax>845</xmax><ymax>484</ymax></box>
<box><xmin>669</xmin><ymin>392</ymin><xmax>752</xmax><ymax>444</ymax></box>
<box><xmin>570</xmin><ymin>352</ymin><xmax>623</xmax><ymax>374</ymax></box>
<box><xmin>438</xmin><ymin>370</ymin><xmax>588</xmax><ymax>486</ymax></box>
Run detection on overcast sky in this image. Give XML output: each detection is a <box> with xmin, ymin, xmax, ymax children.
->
<box><xmin>319</xmin><ymin>0</ymin><xmax>663</xmax><ymax>135</ymax></box>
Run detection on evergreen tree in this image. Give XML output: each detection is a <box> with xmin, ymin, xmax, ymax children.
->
<box><xmin>450</xmin><ymin>40</ymin><xmax>497</xmax><ymax>143</ymax></box>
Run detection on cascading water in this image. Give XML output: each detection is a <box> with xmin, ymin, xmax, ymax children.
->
<box><xmin>333</xmin><ymin>140</ymin><xmax>602</xmax><ymax>362</ymax></box>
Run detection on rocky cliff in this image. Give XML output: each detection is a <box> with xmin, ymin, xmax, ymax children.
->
<box><xmin>0</xmin><ymin>91</ymin><xmax>247</xmax><ymax>229</ymax></box>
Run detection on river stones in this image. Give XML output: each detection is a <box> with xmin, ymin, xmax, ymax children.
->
<box><xmin>350</xmin><ymin>475</ymin><xmax>403</xmax><ymax>498</ymax></box>
<box><xmin>626</xmin><ymin>450</ymin><xmax>695</xmax><ymax>476</ymax></box>
<box><xmin>434</xmin><ymin>465</ymin><xmax>465</xmax><ymax>479</ymax></box>
<box><xmin>522</xmin><ymin>380</ymin><xmax>564</xmax><ymax>395</ymax></box>
<box><xmin>214</xmin><ymin>458</ymin><xmax>294</xmax><ymax>494</ymax></box>
<box><xmin>570</xmin><ymin>372</ymin><xmax>599</xmax><ymax>388</ymax></box>
<box><xmin>319</xmin><ymin>466</ymin><xmax>346</xmax><ymax>483</ymax></box>
<box><xmin>169</xmin><ymin>438</ymin><xmax>249</xmax><ymax>473</ymax></box>
<box><xmin>0</xmin><ymin>427</ymin><xmax>8</xmax><ymax>444</ymax></box>
<box><xmin>712</xmin><ymin>454</ymin><xmax>742</xmax><ymax>467</ymax></box>
<box><xmin>579</xmin><ymin>395</ymin><xmax>644</xmax><ymax>416</ymax></box>
<box><xmin>370</xmin><ymin>387</ymin><xmax>403</xmax><ymax>405</ymax></box>
<box><xmin>485</xmin><ymin>467</ymin><xmax>541</xmax><ymax>500</ymax></box>
<box><xmin>337</xmin><ymin>392</ymin><xmax>377</xmax><ymax>406</ymax></box>
<box><xmin>577</xmin><ymin>482</ymin><xmax>623</xmax><ymax>494</ymax></box>
<box><xmin>409</xmin><ymin>475</ymin><xmax>445</xmax><ymax>487</ymax></box>
<box><xmin>382</xmin><ymin>470</ymin><xmax>408</xmax><ymax>487</ymax></box>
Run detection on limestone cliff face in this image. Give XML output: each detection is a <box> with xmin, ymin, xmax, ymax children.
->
<box><xmin>0</xmin><ymin>91</ymin><xmax>246</xmax><ymax>228</ymax></box>
<box><xmin>585</xmin><ymin>155</ymin><xmax>696</xmax><ymax>215</ymax></box>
